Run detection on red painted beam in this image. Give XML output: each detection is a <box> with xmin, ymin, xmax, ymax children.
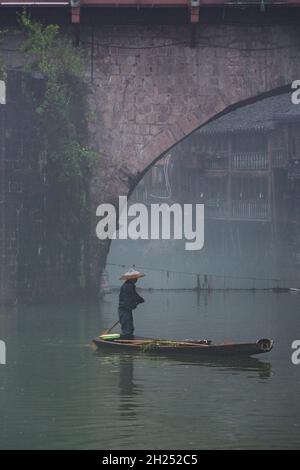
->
<box><xmin>2</xmin><ymin>0</ymin><xmax>300</xmax><ymax>6</ymax></box>
<box><xmin>190</xmin><ymin>5</ymin><xmax>199</xmax><ymax>23</ymax></box>
<box><xmin>78</xmin><ymin>0</ymin><xmax>300</xmax><ymax>4</ymax></box>
<box><xmin>80</xmin><ymin>0</ymin><xmax>189</xmax><ymax>5</ymax></box>
<box><xmin>71</xmin><ymin>5</ymin><xmax>80</xmax><ymax>22</ymax></box>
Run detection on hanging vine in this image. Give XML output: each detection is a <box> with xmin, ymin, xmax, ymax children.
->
<box><xmin>17</xmin><ymin>11</ymin><xmax>98</xmax><ymax>296</ymax></box>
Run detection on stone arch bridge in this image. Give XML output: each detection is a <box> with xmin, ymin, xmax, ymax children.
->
<box><xmin>1</xmin><ymin>5</ymin><xmax>300</xmax><ymax>302</ymax></box>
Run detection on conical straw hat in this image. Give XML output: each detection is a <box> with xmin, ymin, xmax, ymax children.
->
<box><xmin>120</xmin><ymin>268</ymin><xmax>145</xmax><ymax>281</ymax></box>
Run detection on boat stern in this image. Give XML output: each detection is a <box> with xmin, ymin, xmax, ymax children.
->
<box><xmin>256</xmin><ymin>338</ymin><xmax>274</xmax><ymax>353</ymax></box>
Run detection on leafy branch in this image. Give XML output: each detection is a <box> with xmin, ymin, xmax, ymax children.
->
<box><xmin>19</xmin><ymin>11</ymin><xmax>98</xmax><ymax>291</ymax></box>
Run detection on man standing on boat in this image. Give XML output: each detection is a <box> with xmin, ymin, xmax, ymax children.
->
<box><xmin>119</xmin><ymin>268</ymin><xmax>145</xmax><ymax>339</ymax></box>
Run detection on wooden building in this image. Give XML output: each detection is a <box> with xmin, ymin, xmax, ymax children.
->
<box><xmin>172</xmin><ymin>93</ymin><xmax>300</xmax><ymax>224</ymax></box>
<box><xmin>131</xmin><ymin>92</ymin><xmax>300</xmax><ymax>277</ymax></box>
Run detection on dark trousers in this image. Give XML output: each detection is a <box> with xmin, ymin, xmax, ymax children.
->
<box><xmin>118</xmin><ymin>308</ymin><xmax>134</xmax><ymax>337</ymax></box>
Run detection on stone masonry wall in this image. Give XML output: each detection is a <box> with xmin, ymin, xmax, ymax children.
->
<box><xmin>2</xmin><ymin>21</ymin><xmax>300</xmax><ymax>300</ymax></box>
<box><xmin>0</xmin><ymin>72</ymin><xmax>23</xmax><ymax>304</ymax></box>
<box><xmin>83</xmin><ymin>24</ymin><xmax>300</xmax><ymax>286</ymax></box>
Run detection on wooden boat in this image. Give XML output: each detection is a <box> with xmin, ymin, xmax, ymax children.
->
<box><xmin>91</xmin><ymin>336</ymin><xmax>274</xmax><ymax>358</ymax></box>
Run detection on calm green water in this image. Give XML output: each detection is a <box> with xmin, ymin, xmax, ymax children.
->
<box><xmin>0</xmin><ymin>291</ymin><xmax>300</xmax><ymax>450</ymax></box>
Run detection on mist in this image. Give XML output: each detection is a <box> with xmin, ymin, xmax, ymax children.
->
<box><xmin>107</xmin><ymin>92</ymin><xmax>300</xmax><ymax>291</ymax></box>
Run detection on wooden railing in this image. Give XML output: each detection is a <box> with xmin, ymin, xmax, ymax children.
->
<box><xmin>205</xmin><ymin>199</ymin><xmax>271</xmax><ymax>220</ymax></box>
<box><xmin>205</xmin><ymin>157</ymin><xmax>229</xmax><ymax>170</ymax></box>
<box><xmin>272</xmin><ymin>149</ymin><xmax>287</xmax><ymax>167</ymax></box>
<box><xmin>131</xmin><ymin>189</ymin><xmax>272</xmax><ymax>221</ymax></box>
<box><xmin>231</xmin><ymin>200</ymin><xmax>271</xmax><ymax>220</ymax></box>
<box><xmin>232</xmin><ymin>152</ymin><xmax>268</xmax><ymax>170</ymax></box>
<box><xmin>206</xmin><ymin>200</ymin><xmax>228</xmax><ymax>218</ymax></box>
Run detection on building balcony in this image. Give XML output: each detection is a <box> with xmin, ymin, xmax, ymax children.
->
<box><xmin>232</xmin><ymin>152</ymin><xmax>268</xmax><ymax>170</ymax></box>
<box><xmin>272</xmin><ymin>149</ymin><xmax>287</xmax><ymax>168</ymax></box>
<box><xmin>205</xmin><ymin>199</ymin><xmax>271</xmax><ymax>221</ymax></box>
<box><xmin>205</xmin><ymin>157</ymin><xmax>229</xmax><ymax>170</ymax></box>
<box><xmin>206</xmin><ymin>199</ymin><xmax>228</xmax><ymax>219</ymax></box>
<box><xmin>231</xmin><ymin>200</ymin><xmax>271</xmax><ymax>221</ymax></box>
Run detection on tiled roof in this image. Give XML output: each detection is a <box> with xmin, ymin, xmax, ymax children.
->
<box><xmin>199</xmin><ymin>92</ymin><xmax>300</xmax><ymax>135</ymax></box>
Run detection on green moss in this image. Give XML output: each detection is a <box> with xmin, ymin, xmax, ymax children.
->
<box><xmin>18</xmin><ymin>11</ymin><xmax>98</xmax><ymax>293</ymax></box>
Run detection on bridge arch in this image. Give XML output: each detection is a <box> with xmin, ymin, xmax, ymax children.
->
<box><xmin>132</xmin><ymin>84</ymin><xmax>292</xmax><ymax>192</ymax></box>
<box><xmin>106</xmin><ymin>85</ymin><xmax>299</xmax><ymax>291</ymax></box>
<box><xmin>86</xmin><ymin>20</ymin><xmax>300</xmax><ymax>216</ymax></box>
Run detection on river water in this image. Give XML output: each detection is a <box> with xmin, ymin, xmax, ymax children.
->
<box><xmin>0</xmin><ymin>290</ymin><xmax>300</xmax><ymax>449</ymax></box>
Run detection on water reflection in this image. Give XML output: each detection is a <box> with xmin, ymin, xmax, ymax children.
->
<box><xmin>196</xmin><ymin>289</ymin><xmax>212</xmax><ymax>307</ymax></box>
<box><xmin>1</xmin><ymin>291</ymin><xmax>299</xmax><ymax>449</ymax></box>
<box><xmin>118</xmin><ymin>356</ymin><xmax>142</xmax><ymax>422</ymax></box>
<box><xmin>96</xmin><ymin>351</ymin><xmax>272</xmax><ymax>387</ymax></box>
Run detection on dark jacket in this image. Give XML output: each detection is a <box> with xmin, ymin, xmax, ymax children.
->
<box><xmin>119</xmin><ymin>280</ymin><xmax>144</xmax><ymax>311</ymax></box>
